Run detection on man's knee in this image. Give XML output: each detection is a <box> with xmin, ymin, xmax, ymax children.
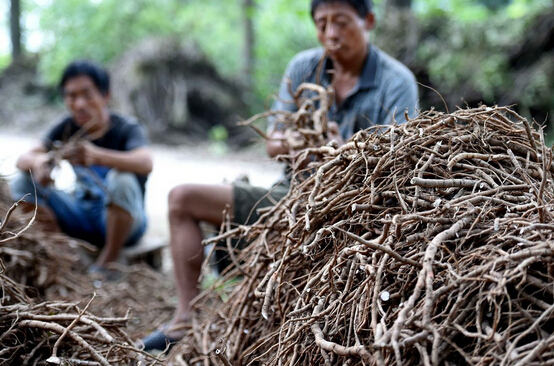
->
<box><xmin>168</xmin><ymin>184</ymin><xmax>226</xmax><ymax>218</ymax></box>
<box><xmin>168</xmin><ymin>184</ymin><xmax>234</xmax><ymax>225</ymax></box>
<box><xmin>168</xmin><ymin>184</ymin><xmax>196</xmax><ymax>218</ymax></box>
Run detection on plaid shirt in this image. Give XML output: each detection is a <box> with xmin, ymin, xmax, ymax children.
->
<box><xmin>270</xmin><ymin>45</ymin><xmax>419</xmax><ymax>139</ymax></box>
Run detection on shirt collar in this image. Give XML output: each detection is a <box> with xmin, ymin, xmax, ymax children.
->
<box><xmin>320</xmin><ymin>44</ymin><xmax>378</xmax><ymax>89</ymax></box>
<box><xmin>359</xmin><ymin>45</ymin><xmax>378</xmax><ymax>88</ymax></box>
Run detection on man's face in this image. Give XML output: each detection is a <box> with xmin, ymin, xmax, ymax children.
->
<box><xmin>63</xmin><ymin>75</ymin><xmax>110</xmax><ymax>127</ymax></box>
<box><xmin>313</xmin><ymin>2</ymin><xmax>374</xmax><ymax>63</ymax></box>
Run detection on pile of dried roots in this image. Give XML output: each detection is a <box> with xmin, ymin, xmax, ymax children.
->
<box><xmin>170</xmin><ymin>105</ymin><xmax>554</xmax><ymax>366</ymax></box>
<box><xmin>239</xmin><ymin>82</ymin><xmax>333</xmax><ymax>153</ymax></box>
<box><xmin>0</xmin><ymin>181</ymin><xmax>171</xmax><ymax>365</ymax></box>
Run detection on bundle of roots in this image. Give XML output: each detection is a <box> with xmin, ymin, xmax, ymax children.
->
<box><xmin>0</xmin><ymin>182</ymin><xmax>169</xmax><ymax>365</ymax></box>
<box><xmin>0</xmin><ymin>300</ymin><xmax>156</xmax><ymax>365</ymax></box>
<box><xmin>170</xmin><ymin>105</ymin><xmax>554</xmax><ymax>366</ymax></box>
<box><xmin>239</xmin><ymin>82</ymin><xmax>333</xmax><ymax>152</ymax></box>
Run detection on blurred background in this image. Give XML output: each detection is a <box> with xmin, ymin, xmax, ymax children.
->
<box><xmin>1</xmin><ymin>0</ymin><xmax>553</xmax><ymax>146</ymax></box>
<box><xmin>1</xmin><ymin>0</ymin><xmax>553</xmax><ymax>255</ymax></box>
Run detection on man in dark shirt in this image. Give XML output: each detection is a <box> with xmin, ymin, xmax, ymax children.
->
<box><xmin>10</xmin><ymin>60</ymin><xmax>153</xmax><ymax>274</ymax></box>
<box><xmin>140</xmin><ymin>0</ymin><xmax>418</xmax><ymax>351</ymax></box>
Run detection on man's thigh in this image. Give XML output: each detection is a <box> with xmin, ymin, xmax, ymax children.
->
<box><xmin>232</xmin><ymin>180</ymin><xmax>289</xmax><ymax>226</ymax></box>
<box><xmin>10</xmin><ymin>171</ymin><xmax>103</xmax><ymax>239</ymax></box>
<box><xmin>104</xmin><ymin>170</ymin><xmax>147</xmax><ymax>245</ymax></box>
<box><xmin>213</xmin><ymin>181</ymin><xmax>288</xmax><ymax>273</ymax></box>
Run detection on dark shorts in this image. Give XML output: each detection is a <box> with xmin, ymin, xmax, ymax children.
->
<box><xmin>214</xmin><ymin>180</ymin><xmax>289</xmax><ymax>272</ymax></box>
<box><xmin>232</xmin><ymin>180</ymin><xmax>290</xmax><ymax>226</ymax></box>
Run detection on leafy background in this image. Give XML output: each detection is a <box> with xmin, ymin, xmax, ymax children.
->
<box><xmin>2</xmin><ymin>0</ymin><xmax>553</xmax><ymax>135</ymax></box>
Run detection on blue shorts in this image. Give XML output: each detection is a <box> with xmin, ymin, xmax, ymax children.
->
<box><xmin>10</xmin><ymin>167</ymin><xmax>147</xmax><ymax>247</ymax></box>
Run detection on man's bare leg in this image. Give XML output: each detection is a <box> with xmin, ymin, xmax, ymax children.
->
<box><xmin>96</xmin><ymin>204</ymin><xmax>133</xmax><ymax>266</ymax></box>
<box><xmin>167</xmin><ymin>183</ymin><xmax>233</xmax><ymax>327</ymax></box>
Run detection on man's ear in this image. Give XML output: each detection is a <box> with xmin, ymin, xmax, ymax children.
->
<box><xmin>364</xmin><ymin>12</ymin><xmax>376</xmax><ymax>31</ymax></box>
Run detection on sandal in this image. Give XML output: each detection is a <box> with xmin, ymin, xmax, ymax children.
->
<box><xmin>138</xmin><ymin>323</ymin><xmax>189</xmax><ymax>352</ymax></box>
<box><xmin>87</xmin><ymin>264</ymin><xmax>122</xmax><ymax>282</ymax></box>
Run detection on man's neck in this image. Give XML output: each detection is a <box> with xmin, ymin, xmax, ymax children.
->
<box><xmin>329</xmin><ymin>45</ymin><xmax>368</xmax><ymax>78</ymax></box>
<box><xmin>80</xmin><ymin>111</ymin><xmax>111</xmax><ymax>139</ymax></box>
<box><xmin>328</xmin><ymin>45</ymin><xmax>369</xmax><ymax>105</ymax></box>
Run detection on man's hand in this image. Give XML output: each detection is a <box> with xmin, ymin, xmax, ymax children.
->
<box><xmin>267</xmin><ymin>121</ymin><xmax>345</xmax><ymax>158</ymax></box>
<box><xmin>31</xmin><ymin>153</ymin><xmax>54</xmax><ymax>186</ymax></box>
<box><xmin>266</xmin><ymin>121</ymin><xmax>346</xmax><ymax>171</ymax></box>
<box><xmin>61</xmin><ymin>140</ymin><xmax>98</xmax><ymax>166</ymax></box>
<box><xmin>58</xmin><ymin>142</ymin><xmax>152</xmax><ymax>175</ymax></box>
<box><xmin>322</xmin><ymin>121</ymin><xmax>344</xmax><ymax>148</ymax></box>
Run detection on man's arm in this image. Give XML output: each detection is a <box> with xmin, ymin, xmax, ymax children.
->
<box><xmin>62</xmin><ymin>142</ymin><xmax>153</xmax><ymax>175</ymax></box>
<box><xmin>16</xmin><ymin>144</ymin><xmax>53</xmax><ymax>186</ymax></box>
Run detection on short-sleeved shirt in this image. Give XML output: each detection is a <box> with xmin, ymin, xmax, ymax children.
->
<box><xmin>270</xmin><ymin>44</ymin><xmax>419</xmax><ymax>139</ymax></box>
<box><xmin>42</xmin><ymin>114</ymin><xmax>149</xmax><ymax>196</ymax></box>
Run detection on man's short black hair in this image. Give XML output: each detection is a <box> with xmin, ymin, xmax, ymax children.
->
<box><xmin>311</xmin><ymin>0</ymin><xmax>374</xmax><ymax>19</ymax></box>
<box><xmin>59</xmin><ymin>60</ymin><xmax>110</xmax><ymax>96</ymax></box>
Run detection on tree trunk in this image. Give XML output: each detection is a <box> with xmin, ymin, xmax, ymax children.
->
<box><xmin>242</xmin><ymin>0</ymin><xmax>255</xmax><ymax>92</ymax></box>
<box><xmin>10</xmin><ymin>0</ymin><xmax>22</xmax><ymax>60</ymax></box>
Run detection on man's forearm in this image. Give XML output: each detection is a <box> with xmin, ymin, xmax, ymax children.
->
<box><xmin>16</xmin><ymin>148</ymin><xmax>49</xmax><ymax>172</ymax></box>
<box><xmin>92</xmin><ymin>147</ymin><xmax>153</xmax><ymax>175</ymax></box>
<box><xmin>16</xmin><ymin>145</ymin><xmax>54</xmax><ymax>186</ymax></box>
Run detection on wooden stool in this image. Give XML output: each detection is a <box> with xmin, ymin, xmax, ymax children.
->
<box><xmin>122</xmin><ymin>238</ymin><xmax>167</xmax><ymax>270</ymax></box>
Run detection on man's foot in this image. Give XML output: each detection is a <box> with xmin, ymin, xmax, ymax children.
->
<box><xmin>138</xmin><ymin>322</ymin><xmax>190</xmax><ymax>352</ymax></box>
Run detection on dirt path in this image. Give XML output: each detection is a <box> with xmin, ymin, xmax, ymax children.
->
<box><xmin>0</xmin><ymin>130</ymin><xmax>283</xmax><ymax>245</ymax></box>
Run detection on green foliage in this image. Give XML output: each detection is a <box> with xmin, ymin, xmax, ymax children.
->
<box><xmin>416</xmin><ymin>15</ymin><xmax>522</xmax><ymax>101</ymax></box>
<box><xmin>172</xmin><ymin>0</ymin><xmax>317</xmax><ymax>110</ymax></box>
<box><xmin>414</xmin><ymin>0</ymin><xmax>552</xmax><ymax>109</ymax></box>
<box><xmin>208</xmin><ymin>125</ymin><xmax>229</xmax><ymax>142</ymax></box>
<box><xmin>506</xmin><ymin>0</ymin><xmax>553</xmax><ymax>18</ymax></box>
<box><xmin>253</xmin><ymin>0</ymin><xmax>318</xmax><ymax>107</ymax></box>
<box><xmin>413</xmin><ymin>0</ymin><xmax>490</xmax><ymax>21</ymax></box>
<box><xmin>0</xmin><ymin>54</ymin><xmax>10</xmax><ymax>70</ymax></box>
<box><xmin>412</xmin><ymin>0</ymin><xmax>551</xmax><ymax>21</ymax></box>
<box><xmin>37</xmin><ymin>0</ymin><xmax>184</xmax><ymax>83</ymax></box>
<box><xmin>170</xmin><ymin>0</ymin><xmax>243</xmax><ymax>78</ymax></box>
<box><xmin>11</xmin><ymin>0</ymin><xmax>554</xmax><ymax>122</ymax></box>
<box><xmin>0</xmin><ymin>1</ymin><xmax>8</xmax><ymax>67</ymax></box>
<box><xmin>34</xmin><ymin>0</ymin><xmax>316</xmax><ymax>112</ymax></box>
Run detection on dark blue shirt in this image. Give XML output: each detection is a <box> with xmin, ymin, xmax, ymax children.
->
<box><xmin>42</xmin><ymin>114</ymin><xmax>149</xmax><ymax>196</ymax></box>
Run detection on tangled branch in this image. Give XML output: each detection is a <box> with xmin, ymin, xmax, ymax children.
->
<box><xmin>170</xmin><ymin>104</ymin><xmax>554</xmax><ymax>366</ymax></box>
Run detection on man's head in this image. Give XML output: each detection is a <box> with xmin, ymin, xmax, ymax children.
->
<box><xmin>60</xmin><ymin>60</ymin><xmax>110</xmax><ymax>97</ymax></box>
<box><xmin>311</xmin><ymin>0</ymin><xmax>374</xmax><ymax>19</ymax></box>
<box><xmin>310</xmin><ymin>0</ymin><xmax>375</xmax><ymax>64</ymax></box>
<box><xmin>59</xmin><ymin>60</ymin><xmax>111</xmax><ymax>127</ymax></box>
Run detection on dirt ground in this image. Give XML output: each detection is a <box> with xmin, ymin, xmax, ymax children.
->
<box><xmin>0</xmin><ymin>128</ymin><xmax>283</xmax><ymax>273</ymax></box>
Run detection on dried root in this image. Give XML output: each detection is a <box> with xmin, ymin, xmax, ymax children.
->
<box><xmin>169</xmin><ymin>105</ymin><xmax>554</xmax><ymax>366</ymax></box>
<box><xmin>0</xmin><ymin>181</ymin><xmax>172</xmax><ymax>365</ymax></box>
<box><xmin>239</xmin><ymin>82</ymin><xmax>334</xmax><ymax>151</ymax></box>
<box><xmin>0</xmin><ymin>300</ymin><xmax>161</xmax><ymax>365</ymax></box>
